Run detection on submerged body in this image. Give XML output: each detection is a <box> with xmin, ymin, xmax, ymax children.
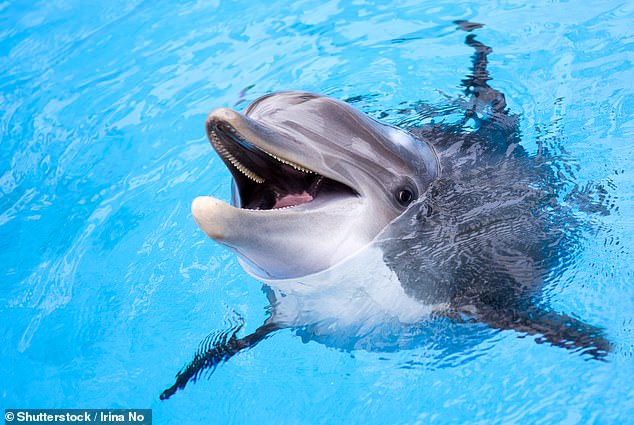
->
<box><xmin>161</xmin><ymin>31</ymin><xmax>609</xmax><ymax>400</ymax></box>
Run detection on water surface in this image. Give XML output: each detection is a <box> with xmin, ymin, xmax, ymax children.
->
<box><xmin>1</xmin><ymin>1</ymin><xmax>633</xmax><ymax>423</ymax></box>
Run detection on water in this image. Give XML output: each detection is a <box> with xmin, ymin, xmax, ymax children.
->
<box><xmin>1</xmin><ymin>0</ymin><xmax>633</xmax><ymax>423</ymax></box>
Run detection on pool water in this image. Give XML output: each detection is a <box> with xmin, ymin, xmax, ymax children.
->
<box><xmin>2</xmin><ymin>0</ymin><xmax>634</xmax><ymax>423</ymax></box>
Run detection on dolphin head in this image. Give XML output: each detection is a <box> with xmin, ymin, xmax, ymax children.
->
<box><xmin>192</xmin><ymin>91</ymin><xmax>439</xmax><ymax>279</ymax></box>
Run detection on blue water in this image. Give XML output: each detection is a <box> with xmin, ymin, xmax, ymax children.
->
<box><xmin>2</xmin><ymin>0</ymin><xmax>634</xmax><ymax>423</ymax></box>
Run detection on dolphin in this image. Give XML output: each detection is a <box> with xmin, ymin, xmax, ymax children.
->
<box><xmin>161</xmin><ymin>28</ymin><xmax>610</xmax><ymax>400</ymax></box>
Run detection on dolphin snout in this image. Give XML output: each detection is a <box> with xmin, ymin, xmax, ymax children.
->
<box><xmin>191</xmin><ymin>196</ymin><xmax>234</xmax><ymax>241</ymax></box>
<box><xmin>206</xmin><ymin>107</ymin><xmax>243</xmax><ymax>131</ymax></box>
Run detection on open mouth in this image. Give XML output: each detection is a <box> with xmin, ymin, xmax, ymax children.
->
<box><xmin>208</xmin><ymin>121</ymin><xmax>358</xmax><ymax>210</ymax></box>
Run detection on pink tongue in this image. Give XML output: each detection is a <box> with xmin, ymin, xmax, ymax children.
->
<box><xmin>273</xmin><ymin>191</ymin><xmax>314</xmax><ymax>209</ymax></box>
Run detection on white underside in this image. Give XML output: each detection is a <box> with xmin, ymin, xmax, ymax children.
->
<box><xmin>252</xmin><ymin>244</ymin><xmax>449</xmax><ymax>336</ymax></box>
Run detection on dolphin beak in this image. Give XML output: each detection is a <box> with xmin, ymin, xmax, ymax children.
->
<box><xmin>206</xmin><ymin>108</ymin><xmax>243</xmax><ymax>133</ymax></box>
<box><xmin>191</xmin><ymin>196</ymin><xmax>236</xmax><ymax>242</ymax></box>
<box><xmin>206</xmin><ymin>107</ymin><xmax>278</xmax><ymax>152</ymax></box>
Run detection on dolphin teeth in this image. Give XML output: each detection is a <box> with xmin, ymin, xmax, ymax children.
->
<box><xmin>210</xmin><ymin>123</ymin><xmax>315</xmax><ymax>182</ymax></box>
<box><xmin>226</xmin><ymin>125</ymin><xmax>314</xmax><ymax>174</ymax></box>
<box><xmin>263</xmin><ymin>151</ymin><xmax>315</xmax><ymax>174</ymax></box>
<box><xmin>210</xmin><ymin>131</ymin><xmax>266</xmax><ymax>184</ymax></box>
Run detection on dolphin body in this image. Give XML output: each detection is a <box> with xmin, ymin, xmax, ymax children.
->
<box><xmin>161</xmin><ymin>32</ymin><xmax>609</xmax><ymax>400</ymax></box>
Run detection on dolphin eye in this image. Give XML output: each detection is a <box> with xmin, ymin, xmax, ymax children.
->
<box><xmin>395</xmin><ymin>186</ymin><xmax>417</xmax><ymax>207</ymax></box>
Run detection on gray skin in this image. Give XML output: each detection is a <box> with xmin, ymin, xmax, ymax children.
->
<box><xmin>161</xmin><ymin>32</ymin><xmax>609</xmax><ymax>400</ymax></box>
<box><xmin>192</xmin><ymin>91</ymin><xmax>439</xmax><ymax>279</ymax></box>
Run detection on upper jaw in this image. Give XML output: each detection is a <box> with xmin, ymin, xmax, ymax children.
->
<box><xmin>205</xmin><ymin>108</ymin><xmax>359</xmax><ymax>211</ymax></box>
<box><xmin>206</xmin><ymin>110</ymin><xmax>316</xmax><ymax>181</ymax></box>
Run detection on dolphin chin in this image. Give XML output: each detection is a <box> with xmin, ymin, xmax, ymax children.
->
<box><xmin>191</xmin><ymin>192</ymin><xmax>368</xmax><ymax>279</ymax></box>
<box><xmin>193</xmin><ymin>90</ymin><xmax>439</xmax><ymax>278</ymax></box>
